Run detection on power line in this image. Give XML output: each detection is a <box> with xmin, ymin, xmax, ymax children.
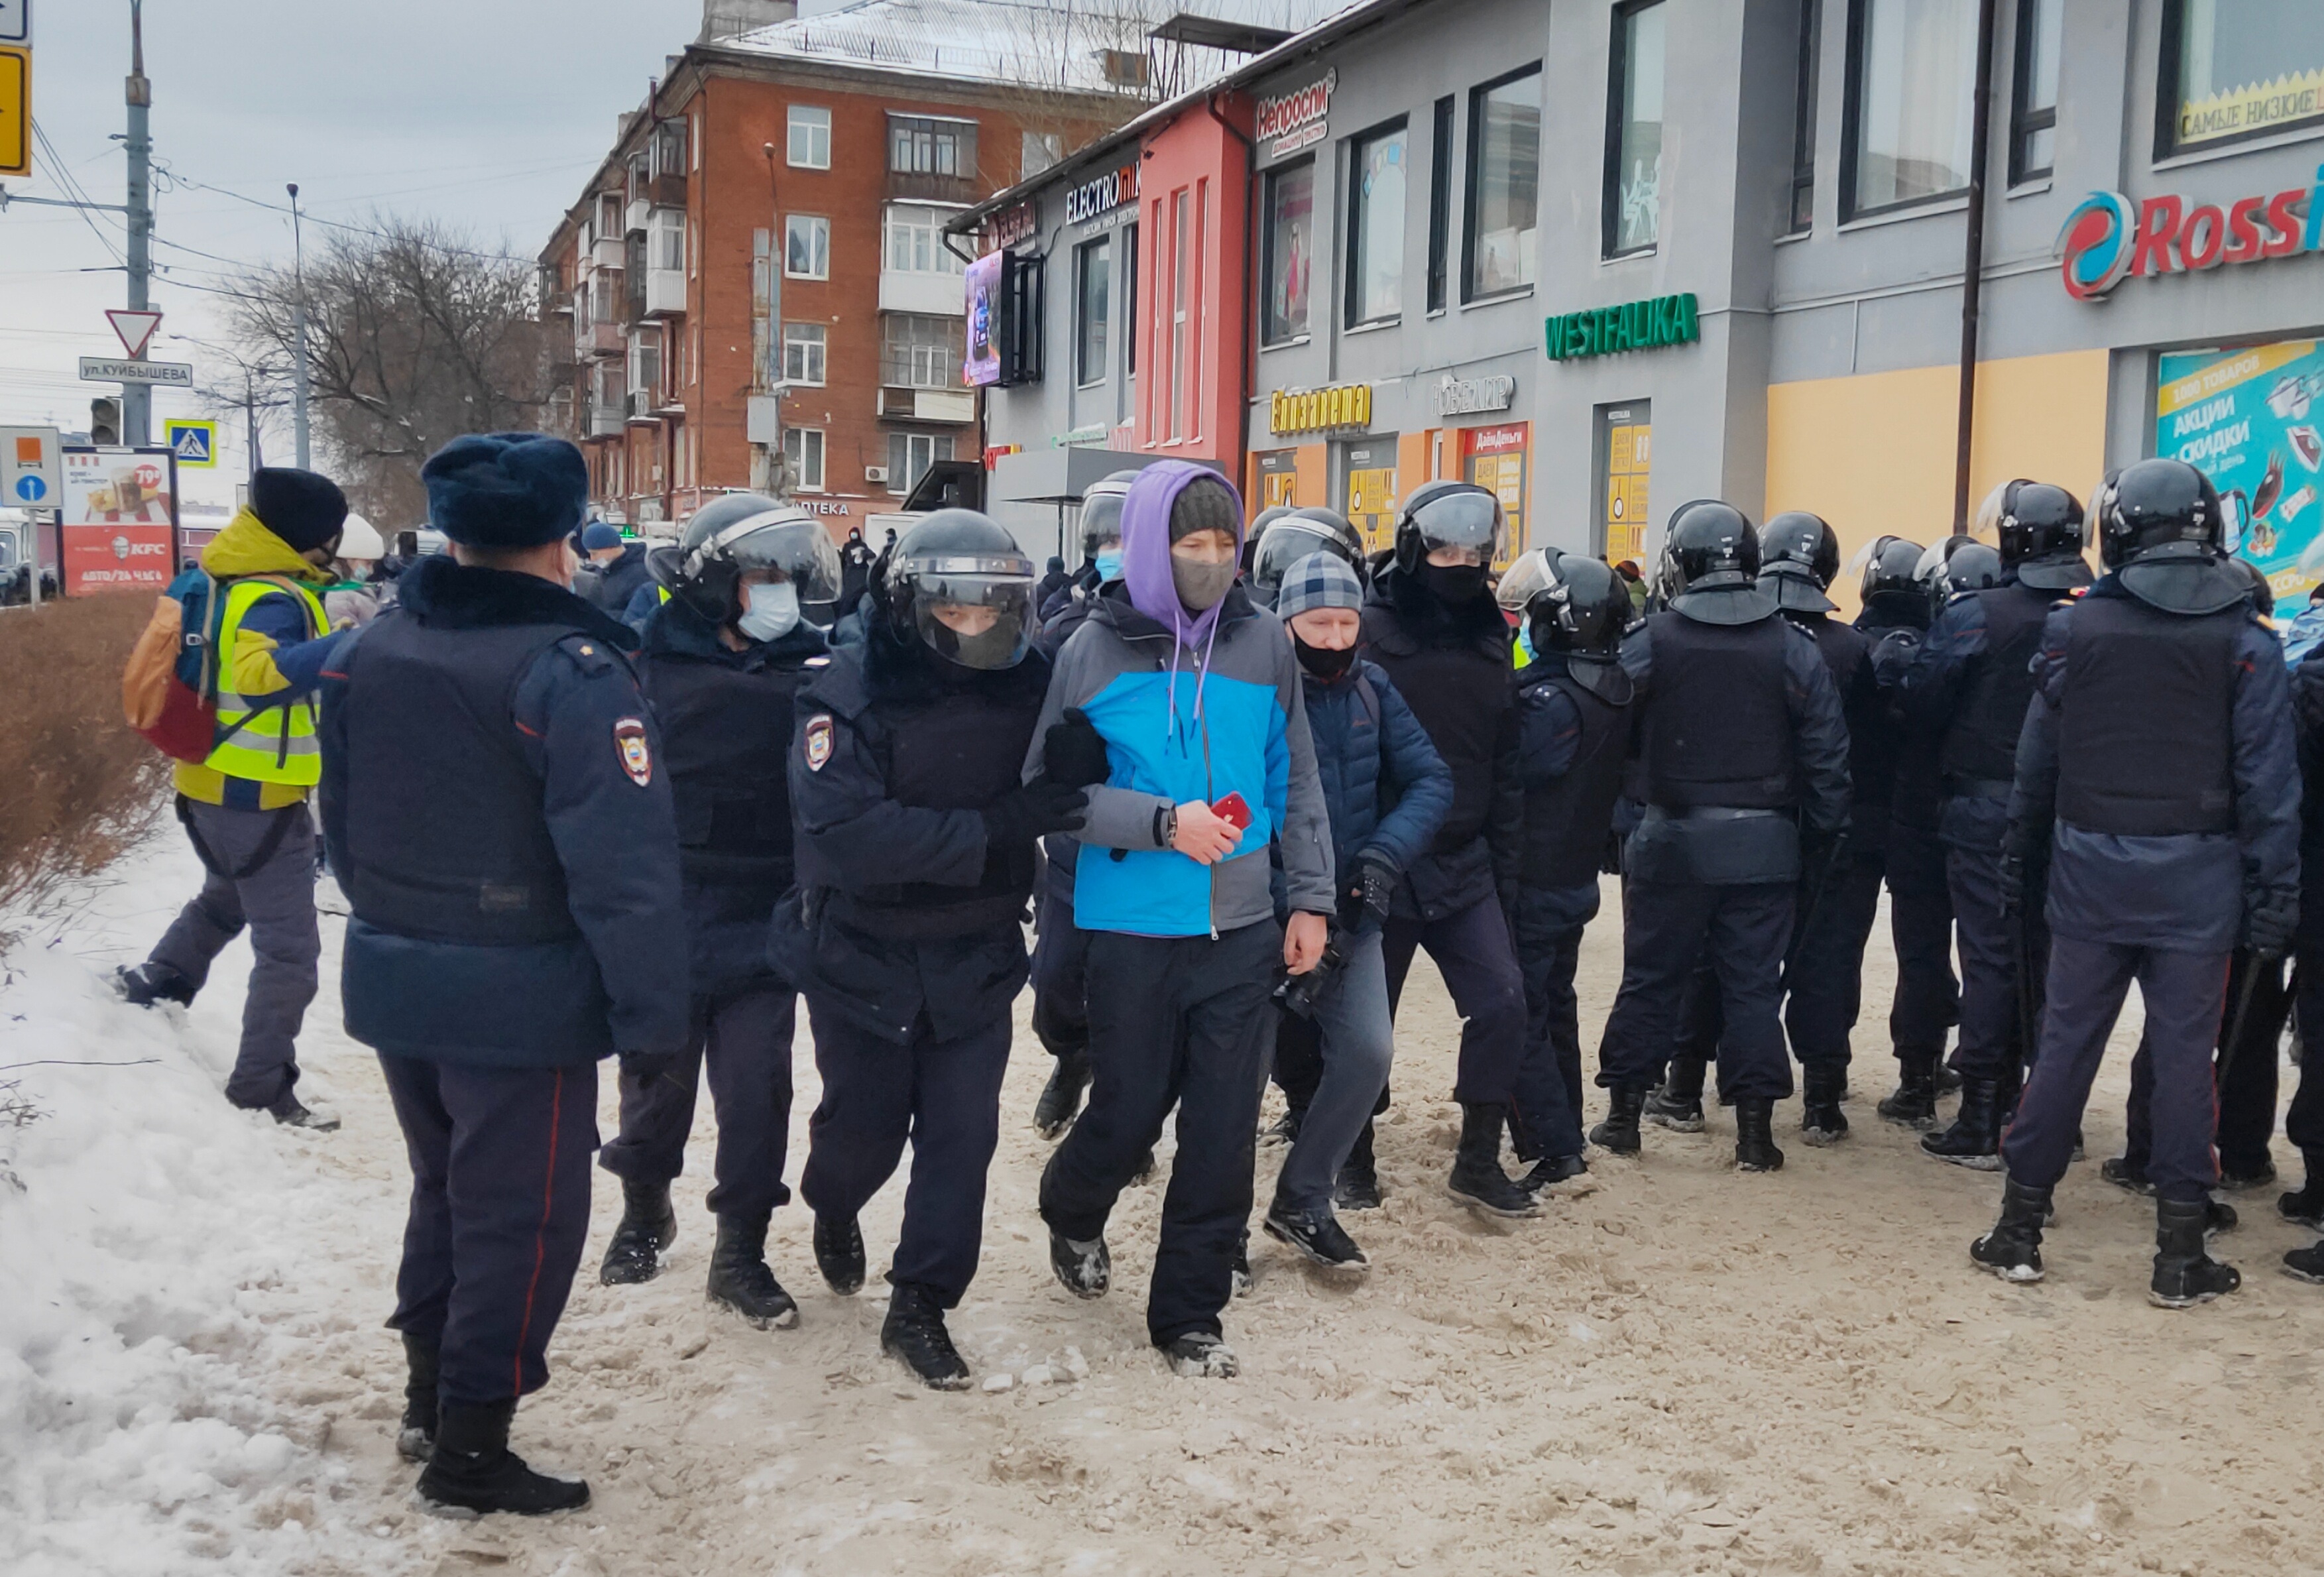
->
<box><xmin>27</xmin><ymin>121</ymin><xmax>127</xmax><ymax>268</ymax></box>
<box><xmin>161</xmin><ymin>174</ymin><xmax>540</xmax><ymax>264</ymax></box>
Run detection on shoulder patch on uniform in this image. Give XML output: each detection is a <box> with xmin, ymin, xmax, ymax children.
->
<box><xmin>803</xmin><ymin>713</ymin><xmax>835</xmax><ymax>772</ymax></box>
<box><xmin>614</xmin><ymin>717</ymin><xmax>654</xmax><ymax>787</ymax></box>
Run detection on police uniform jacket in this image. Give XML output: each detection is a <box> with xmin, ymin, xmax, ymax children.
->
<box><xmin>1786</xmin><ymin>609</ymin><xmax>1892</xmax><ymax>854</ymax></box>
<box><xmin>318</xmin><ymin>555</ymin><xmax>689</xmax><ymax>1068</ymax></box>
<box><xmin>1515</xmin><ymin>651</ymin><xmax>1635</xmax><ymax>931</ymax></box>
<box><xmin>1902</xmin><ymin>577</ymin><xmax>2057</xmax><ymax>852</ymax></box>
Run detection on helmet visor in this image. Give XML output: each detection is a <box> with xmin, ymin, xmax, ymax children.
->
<box><xmin>1410</xmin><ymin>489</ymin><xmax>1508</xmax><ymax>565</ymax></box>
<box><xmin>1495</xmin><ymin>549</ymin><xmax>1558</xmax><ymax>613</ymax></box>
<box><xmin>1253</xmin><ymin>522</ymin><xmax>1351</xmax><ymax>591</ymax></box>
<box><xmin>727</xmin><ymin>517</ymin><xmax>843</xmax><ymax>601</ymax></box>
<box><xmin>1080</xmin><ymin>492</ymin><xmax>1126</xmax><ymax>555</ymax></box>
<box><xmin>910</xmin><ymin>556</ymin><xmax>1035</xmax><ymax>670</ymax></box>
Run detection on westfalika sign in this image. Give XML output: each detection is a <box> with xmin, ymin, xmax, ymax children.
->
<box><xmin>1543</xmin><ymin>293</ymin><xmax>1700</xmax><ymax>361</ymax></box>
<box><xmin>2058</xmin><ymin>165</ymin><xmax>2324</xmax><ymax>300</ymax></box>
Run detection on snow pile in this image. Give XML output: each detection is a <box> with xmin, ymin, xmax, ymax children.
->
<box><xmin>0</xmin><ymin>843</ymin><xmax>393</xmax><ymax>1575</ymax></box>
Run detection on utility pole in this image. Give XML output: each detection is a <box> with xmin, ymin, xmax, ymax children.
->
<box><xmin>122</xmin><ymin>0</ymin><xmax>154</xmax><ymax>447</ymax></box>
<box><xmin>288</xmin><ymin>182</ymin><xmax>311</xmax><ymax>469</ymax></box>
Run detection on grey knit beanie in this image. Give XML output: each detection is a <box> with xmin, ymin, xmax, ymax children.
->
<box><xmin>1275</xmin><ymin>551</ymin><xmax>1364</xmax><ymax>619</ymax></box>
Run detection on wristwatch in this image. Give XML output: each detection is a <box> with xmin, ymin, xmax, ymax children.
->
<box><xmin>1155</xmin><ymin>803</ymin><xmax>1179</xmax><ymax>847</ymax></box>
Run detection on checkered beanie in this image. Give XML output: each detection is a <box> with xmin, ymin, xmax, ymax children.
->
<box><xmin>1275</xmin><ymin>551</ymin><xmax>1364</xmax><ymax>620</ymax></box>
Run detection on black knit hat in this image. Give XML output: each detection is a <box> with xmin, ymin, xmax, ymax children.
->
<box><xmin>1168</xmin><ymin>475</ymin><xmax>1240</xmax><ymax>544</ymax></box>
<box><xmin>422</xmin><ymin>433</ymin><xmax>590</xmax><ymax>549</ymax></box>
<box><xmin>249</xmin><ymin>467</ymin><xmax>349</xmax><ymax>554</ymax></box>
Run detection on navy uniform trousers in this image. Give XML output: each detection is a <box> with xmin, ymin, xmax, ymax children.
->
<box><xmin>1030</xmin><ymin>884</ymin><xmax>1092</xmax><ymax>1063</ymax></box>
<box><xmin>1885</xmin><ymin>822</ymin><xmax>1960</xmax><ymax>1064</ymax></box>
<box><xmin>2286</xmin><ymin>947</ymin><xmax>2324</xmax><ymax>1169</ymax></box>
<box><xmin>599</xmin><ymin>986</ymin><xmax>797</xmax><ymax>1220</ymax></box>
<box><xmin>1946</xmin><ymin>823</ymin><xmax>2051</xmax><ymax>1085</ymax></box>
<box><xmin>2121</xmin><ymin>951</ymin><xmax>2288</xmax><ymax>1181</ymax></box>
<box><xmin>378</xmin><ymin>1053</ymin><xmax>599</xmax><ymax>1406</ymax></box>
<box><xmin>799</xmin><ymin>997</ymin><xmax>1011</xmax><ymax>1309</ymax></box>
<box><xmin>2001</xmin><ymin>935</ymin><xmax>2229</xmax><ymax>1202</ymax></box>
<box><xmin>1508</xmin><ymin>883</ymin><xmax>1597</xmax><ymax>1162</ymax></box>
<box><xmin>1599</xmin><ymin>877</ymin><xmax>1796</xmax><ymax>1102</ymax></box>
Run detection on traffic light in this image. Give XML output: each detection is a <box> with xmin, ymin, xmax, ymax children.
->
<box><xmin>89</xmin><ymin>397</ymin><xmax>123</xmax><ymax>447</ymax></box>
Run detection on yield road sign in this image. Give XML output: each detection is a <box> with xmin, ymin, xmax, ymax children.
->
<box><xmin>80</xmin><ymin>356</ymin><xmax>192</xmax><ymax>386</ymax></box>
<box><xmin>2</xmin><ymin>424</ymin><xmax>61</xmax><ymax>505</ymax></box>
<box><xmin>0</xmin><ymin>45</ymin><xmax>26</xmax><ymax>181</ymax></box>
<box><xmin>166</xmin><ymin>419</ymin><xmax>217</xmax><ymax>468</ymax></box>
<box><xmin>106</xmin><ymin>309</ymin><xmax>162</xmax><ymax>359</ymax></box>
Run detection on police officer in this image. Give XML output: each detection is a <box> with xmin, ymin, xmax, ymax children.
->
<box><xmin>2278</xmin><ymin>643</ymin><xmax>2324</xmax><ymax>1273</ymax></box>
<box><xmin>1970</xmin><ymin>458</ymin><xmax>2297</xmax><ymax>1307</ymax></box>
<box><xmin>1356</xmin><ymin>479</ymin><xmax>1533</xmax><ymax>1216</ymax></box>
<box><xmin>1591</xmin><ymin>501</ymin><xmax>1851</xmax><ymax>1171</ymax></box>
<box><xmin>320</xmin><ymin>433</ymin><xmax>687</xmax><ymax>1515</ymax></box>
<box><xmin>1247</xmin><ymin>506</ymin><xmax>1365</xmax><ymax>612</ymax></box>
<box><xmin>118</xmin><ymin>467</ymin><xmax>349</xmax><ymax>1129</ymax></box>
<box><xmin>1905</xmin><ymin>485</ymin><xmax>2090</xmax><ymax>1167</ymax></box>
<box><xmin>1507</xmin><ymin>553</ymin><xmax>1635</xmax><ymax>1189</ymax></box>
<box><xmin>783</xmin><ymin>510</ymin><xmax>1084</xmax><ymax>1388</ymax></box>
<box><xmin>595</xmin><ymin>496</ymin><xmax>839</xmax><ymax>1330</ymax></box>
<box><xmin>1857</xmin><ymin>536</ymin><xmax>1963</xmax><ymax>1129</ymax></box>
<box><xmin>1041</xmin><ymin>469</ymin><xmax>1137</xmax><ymax>624</ymax></box>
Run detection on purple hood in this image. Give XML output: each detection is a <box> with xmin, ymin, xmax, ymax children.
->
<box><xmin>1120</xmin><ymin>460</ymin><xmax>1245</xmax><ymax>650</ymax></box>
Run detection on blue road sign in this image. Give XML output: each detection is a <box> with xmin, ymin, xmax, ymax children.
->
<box><xmin>12</xmin><ymin>472</ymin><xmax>44</xmax><ymax>503</ymax></box>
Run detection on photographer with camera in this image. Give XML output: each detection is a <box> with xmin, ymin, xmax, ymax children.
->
<box><xmin>1262</xmin><ymin>553</ymin><xmax>1452</xmax><ymax>1270</ymax></box>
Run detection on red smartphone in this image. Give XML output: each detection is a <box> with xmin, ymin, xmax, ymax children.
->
<box><xmin>1212</xmin><ymin>791</ymin><xmax>1253</xmax><ymax>831</ymax></box>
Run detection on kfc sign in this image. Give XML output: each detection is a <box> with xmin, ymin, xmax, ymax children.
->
<box><xmin>2059</xmin><ymin>168</ymin><xmax>2324</xmax><ymax>302</ymax></box>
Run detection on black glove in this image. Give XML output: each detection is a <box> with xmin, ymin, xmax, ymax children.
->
<box><xmin>2246</xmin><ymin>887</ymin><xmax>2299</xmax><ymax>959</ymax></box>
<box><xmin>1998</xmin><ymin>851</ymin><xmax>2027</xmax><ymax>917</ymax></box>
<box><xmin>1042</xmin><ymin>707</ymin><xmax>1112</xmax><ymax>790</ymax></box>
<box><xmin>1601</xmin><ymin>828</ymin><xmax>1627</xmax><ymax>877</ymax></box>
<box><xmin>982</xmin><ymin>779</ymin><xmax>1088</xmax><ymax>848</ymax></box>
<box><xmin>1342</xmin><ymin>848</ymin><xmax>1398</xmax><ymax>931</ymax></box>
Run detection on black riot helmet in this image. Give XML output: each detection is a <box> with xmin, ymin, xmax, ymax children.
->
<box><xmin>1496</xmin><ymin>548</ymin><xmax>1561</xmax><ymax>618</ymax></box>
<box><xmin>1250</xmin><ymin>507</ymin><xmax>1364</xmax><ymax>608</ymax></box>
<box><xmin>1916</xmin><ymin>535</ymin><xmax>2002</xmax><ymax>620</ymax></box>
<box><xmin>662</xmin><ymin>493</ymin><xmax>842</xmax><ymax>626</ymax></box>
<box><xmin>1659</xmin><ymin>499</ymin><xmax>1776</xmax><ymax>624</ymax></box>
<box><xmin>1393</xmin><ymin>480</ymin><xmax>1508</xmax><ymax>576</ymax></box>
<box><xmin>1855</xmin><ymin>535</ymin><xmax>1930</xmax><ymax>628</ymax></box>
<box><xmin>2102</xmin><ymin>457</ymin><xmax>2250</xmax><ymax>614</ymax></box>
<box><xmin>1992</xmin><ymin>480</ymin><xmax>2091</xmax><ymax>591</ymax></box>
<box><xmin>880</xmin><ymin>508</ymin><xmax>1037</xmax><ymax>670</ymax></box>
<box><xmin>1078</xmin><ymin>470</ymin><xmax>1138</xmax><ymax>565</ymax></box>
<box><xmin>1529</xmin><ymin>554</ymin><xmax>1634</xmax><ymax>660</ymax></box>
<box><xmin>1758</xmin><ymin>511</ymin><xmax>1841</xmax><ymax>614</ymax></box>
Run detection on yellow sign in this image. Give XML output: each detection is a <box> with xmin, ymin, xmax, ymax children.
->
<box><xmin>2157</xmin><ymin>339</ymin><xmax>2315</xmax><ymax>418</ymax></box>
<box><xmin>1603</xmin><ymin>419</ymin><xmax>1652</xmax><ymax>565</ymax></box>
<box><xmin>1269</xmin><ymin>382</ymin><xmax>1371</xmax><ymax>437</ymax></box>
<box><xmin>2178</xmin><ymin>68</ymin><xmax>2324</xmax><ymax>148</ymax></box>
<box><xmin>0</xmin><ymin>46</ymin><xmax>27</xmax><ymax>180</ymax></box>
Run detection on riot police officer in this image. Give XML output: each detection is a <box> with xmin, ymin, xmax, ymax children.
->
<box><xmin>1507</xmin><ymin>554</ymin><xmax>1635</xmax><ymax>1189</ymax></box>
<box><xmin>1041</xmin><ymin>469</ymin><xmax>1137</xmax><ymax>623</ymax></box>
<box><xmin>782</xmin><ymin>510</ymin><xmax>1084</xmax><ymax>1388</ymax></box>
<box><xmin>1590</xmin><ymin>501</ymin><xmax>1850</xmax><ymax>1172</ymax></box>
<box><xmin>1905</xmin><ymin>484</ymin><xmax>2089</xmax><ymax>1167</ymax></box>
<box><xmin>596</xmin><ymin>496</ymin><xmax>839</xmax><ymax>1330</ymax></box>
<box><xmin>1971</xmin><ymin>458</ymin><xmax>2298</xmax><ymax>1307</ymax></box>
<box><xmin>320</xmin><ymin>433</ymin><xmax>687</xmax><ymax>1515</ymax></box>
<box><xmin>1247</xmin><ymin>506</ymin><xmax>1365</xmax><ymax>611</ymax></box>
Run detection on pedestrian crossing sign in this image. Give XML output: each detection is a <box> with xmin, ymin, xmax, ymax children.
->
<box><xmin>166</xmin><ymin>420</ymin><xmax>217</xmax><ymax>469</ymax></box>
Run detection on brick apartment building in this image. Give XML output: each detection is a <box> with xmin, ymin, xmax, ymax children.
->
<box><xmin>538</xmin><ymin>0</ymin><xmax>1151</xmax><ymax>536</ymax></box>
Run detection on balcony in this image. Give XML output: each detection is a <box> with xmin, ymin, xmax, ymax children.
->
<box><xmin>586</xmin><ymin>403</ymin><xmax>624</xmax><ymax>438</ymax></box>
<box><xmin>644</xmin><ymin>268</ymin><xmax>686</xmax><ymax>318</ymax></box>
<box><xmin>879</xmin><ymin>270</ymin><xmax>966</xmax><ymax>317</ymax></box>
<box><xmin>887</xmin><ymin>170</ymin><xmax>978</xmax><ymax>205</ymax></box>
<box><xmin>877</xmin><ymin>386</ymin><xmax>975</xmax><ymax>424</ymax></box>
<box><xmin>576</xmin><ymin>321</ymin><xmax>623</xmax><ymax>359</ymax></box>
<box><xmin>624</xmin><ymin>198</ymin><xmax>652</xmax><ymax>235</ymax></box>
<box><xmin>591</xmin><ymin>235</ymin><xmax>626</xmax><ymax>269</ymax></box>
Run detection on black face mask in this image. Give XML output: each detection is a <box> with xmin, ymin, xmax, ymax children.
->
<box><xmin>1420</xmin><ymin>561</ymin><xmax>1489</xmax><ymax>606</ymax></box>
<box><xmin>1294</xmin><ymin>634</ymin><xmax>1357</xmax><ymax>680</ymax></box>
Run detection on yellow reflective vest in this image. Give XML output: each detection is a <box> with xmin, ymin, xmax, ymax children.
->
<box><xmin>202</xmin><ymin>575</ymin><xmax>327</xmax><ymax>788</ymax></box>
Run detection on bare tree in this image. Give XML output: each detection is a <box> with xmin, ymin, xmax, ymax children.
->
<box><xmin>227</xmin><ymin>217</ymin><xmax>554</xmax><ymax>524</ymax></box>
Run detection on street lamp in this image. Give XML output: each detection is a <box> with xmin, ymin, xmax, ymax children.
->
<box><xmin>287</xmin><ymin>182</ymin><xmax>312</xmax><ymax>469</ymax></box>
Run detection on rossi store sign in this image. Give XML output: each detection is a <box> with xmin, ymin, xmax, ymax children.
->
<box><xmin>2058</xmin><ymin>167</ymin><xmax>2324</xmax><ymax>301</ymax></box>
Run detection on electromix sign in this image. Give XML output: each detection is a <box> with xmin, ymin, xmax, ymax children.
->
<box><xmin>1064</xmin><ymin>160</ymin><xmax>1139</xmax><ymax>226</ymax></box>
<box><xmin>2156</xmin><ymin>341</ymin><xmax>2324</xmax><ymax>607</ymax></box>
<box><xmin>2058</xmin><ymin>165</ymin><xmax>2324</xmax><ymax>301</ymax></box>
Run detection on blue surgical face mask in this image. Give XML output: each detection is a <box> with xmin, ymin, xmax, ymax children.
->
<box><xmin>737</xmin><ymin>580</ymin><xmax>801</xmax><ymax>642</ymax></box>
<box><xmin>1094</xmin><ymin>550</ymin><xmax>1125</xmax><ymax>584</ymax></box>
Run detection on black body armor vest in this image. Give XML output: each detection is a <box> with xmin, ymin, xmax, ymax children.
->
<box><xmin>2056</xmin><ymin>596</ymin><xmax>2240</xmax><ymax>837</ymax></box>
<box><xmin>1938</xmin><ymin>585</ymin><xmax>2052</xmax><ymax>788</ymax></box>
<box><xmin>1639</xmin><ymin>611</ymin><xmax>1796</xmax><ymax>810</ymax></box>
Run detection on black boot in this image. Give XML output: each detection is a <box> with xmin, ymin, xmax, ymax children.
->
<box><xmin>598</xmin><ymin>1179</ymin><xmax>675</xmax><ymax>1285</ymax></box>
<box><xmin>1517</xmin><ymin>1153</ymin><xmax>1588</xmax><ymax>1196</ymax></box>
<box><xmin>706</xmin><ymin>1214</ymin><xmax>798</xmax><ymax>1329</ymax></box>
<box><xmin>1734</xmin><ymin>1098</ymin><xmax>1784</xmax><ymax>1172</ymax></box>
<box><xmin>1033</xmin><ymin>1051</ymin><xmax>1090</xmax><ymax>1140</ymax></box>
<box><xmin>1875</xmin><ymin>1052</ymin><xmax>1938</xmax><ymax>1131</ymax></box>
<box><xmin>114</xmin><ymin>960</ymin><xmax>196</xmax><ymax>1008</ymax></box>
<box><xmin>266</xmin><ymin>1087</ymin><xmax>339</xmax><ymax>1132</ymax></box>
<box><xmin>2150</xmin><ymin>1196</ymin><xmax>2240</xmax><ymax>1309</ymax></box>
<box><xmin>2101</xmin><ymin>1155</ymin><xmax>2154</xmax><ymax>1195</ymax></box>
<box><xmin>882</xmin><ymin>1283</ymin><xmax>971</xmax><ymax>1389</ymax></box>
<box><xmin>1920</xmin><ymin>1077</ymin><xmax>2005</xmax><ymax>1170</ymax></box>
<box><xmin>1590</xmin><ymin>1086</ymin><xmax>1647</xmax><ymax>1155</ymax></box>
<box><xmin>415</xmin><ymin>1400</ymin><xmax>589</xmax><ymax>1517</ymax></box>
<box><xmin>1642</xmin><ymin>1057</ymin><xmax>1706</xmax><ymax>1132</ymax></box>
<box><xmin>1800</xmin><ymin>1066</ymin><xmax>1849</xmax><ymax>1146</ymax></box>
<box><xmin>1335</xmin><ymin>1121</ymin><xmax>1381</xmax><ymax>1210</ymax></box>
<box><xmin>811</xmin><ymin>1213</ymin><xmax>865</xmax><ymax>1296</ymax></box>
<box><xmin>2278</xmin><ymin>1154</ymin><xmax>2324</xmax><ymax>1227</ymax></box>
<box><xmin>1969</xmin><ymin>1176</ymin><xmax>2051</xmax><ymax>1282</ymax></box>
<box><xmin>1048</xmin><ymin>1226</ymin><xmax>1110</xmax><ymax>1298</ymax></box>
<box><xmin>1934</xmin><ymin>1061</ymin><xmax>1963</xmax><ymax>1096</ymax></box>
<box><xmin>1262</xmin><ymin>1200</ymin><xmax>1367</xmax><ymax>1271</ymax></box>
<box><xmin>1445</xmin><ymin>1103</ymin><xmax>1538</xmax><ymax>1219</ymax></box>
<box><xmin>397</xmin><ymin>1332</ymin><xmax>438</xmax><ymax>1462</ymax></box>
<box><xmin>1260</xmin><ymin>1105</ymin><xmax>1305</xmax><ymax>1147</ymax></box>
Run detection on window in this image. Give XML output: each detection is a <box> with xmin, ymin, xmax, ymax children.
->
<box><xmin>1122</xmin><ymin>224</ymin><xmax>1139</xmax><ymax>377</ymax></box>
<box><xmin>1469</xmin><ymin>65</ymin><xmax>1542</xmax><ymax>294</ymax></box>
<box><xmin>782</xmin><ymin>322</ymin><xmax>827</xmax><ymax>386</ymax></box>
<box><xmin>2160</xmin><ymin>0</ymin><xmax>2324</xmax><ymax>156</ymax></box>
<box><xmin>1171</xmin><ymin>190</ymin><xmax>1194</xmax><ymax>438</ymax></box>
<box><xmin>1345</xmin><ymin>122</ymin><xmax>1408</xmax><ymax>326</ymax></box>
<box><xmin>627</xmin><ymin>152</ymin><xmax>650</xmax><ymax>207</ymax></box>
<box><xmin>628</xmin><ymin>325</ymin><xmax>662</xmax><ymax>403</ymax></box>
<box><xmin>888</xmin><ymin>432</ymin><xmax>954</xmax><ymax>496</ymax></box>
<box><xmin>1260</xmin><ymin>160</ymin><xmax>1314</xmax><ymax>345</ymax></box>
<box><xmin>788</xmin><ymin>105</ymin><xmax>831</xmax><ymax>169</ymax></box>
<box><xmin>1426</xmin><ymin>96</ymin><xmax>1455</xmax><ymax>313</ymax></box>
<box><xmin>1021</xmin><ymin>129</ymin><xmax>1064</xmax><ymax>179</ymax></box>
<box><xmin>653</xmin><ymin>119</ymin><xmax>686</xmax><ymax>180</ymax></box>
<box><xmin>883</xmin><ymin>314</ymin><xmax>965</xmax><ymax>387</ymax></box>
<box><xmin>1603</xmin><ymin>5</ymin><xmax>1664</xmax><ymax>257</ymax></box>
<box><xmin>649</xmin><ymin>208</ymin><xmax>685</xmax><ymax>272</ymax></box>
<box><xmin>785</xmin><ymin>214</ymin><xmax>830</xmax><ymax>278</ymax></box>
<box><xmin>1843</xmin><ymin>0</ymin><xmax>1980</xmax><ymax>218</ymax></box>
<box><xmin>884</xmin><ymin>205</ymin><xmax>965</xmax><ymax>274</ymax></box>
<box><xmin>888</xmin><ymin>115</ymin><xmax>977</xmax><ymax>178</ymax></box>
<box><xmin>784</xmin><ymin>428</ymin><xmax>826</xmax><ymax>493</ymax></box>
<box><xmin>2008</xmin><ymin>0</ymin><xmax>2062</xmax><ymax>183</ymax></box>
<box><xmin>1076</xmin><ymin>235</ymin><xmax>1112</xmax><ymax>386</ymax></box>
<box><xmin>1790</xmin><ymin>0</ymin><xmax>1823</xmax><ymax>231</ymax></box>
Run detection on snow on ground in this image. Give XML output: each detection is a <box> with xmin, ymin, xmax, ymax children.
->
<box><xmin>7</xmin><ymin>829</ymin><xmax>2324</xmax><ymax>1576</ymax></box>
